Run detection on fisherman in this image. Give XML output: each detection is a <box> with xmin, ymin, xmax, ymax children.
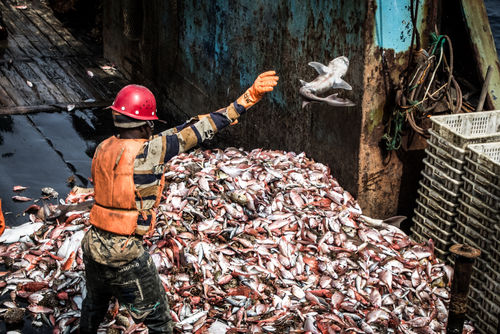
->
<box><xmin>79</xmin><ymin>71</ymin><xmax>279</xmax><ymax>333</ymax></box>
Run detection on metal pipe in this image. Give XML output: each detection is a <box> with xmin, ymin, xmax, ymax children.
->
<box><xmin>446</xmin><ymin>244</ymin><xmax>481</xmax><ymax>334</ymax></box>
<box><xmin>476</xmin><ymin>65</ymin><xmax>492</xmax><ymax>112</ymax></box>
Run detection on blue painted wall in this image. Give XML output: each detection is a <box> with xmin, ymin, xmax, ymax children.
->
<box><xmin>374</xmin><ymin>0</ymin><xmax>425</xmax><ymax>52</ymax></box>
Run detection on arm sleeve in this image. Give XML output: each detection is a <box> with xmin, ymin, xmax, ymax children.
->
<box><xmin>159</xmin><ymin>102</ymin><xmax>247</xmax><ymax>163</ymax></box>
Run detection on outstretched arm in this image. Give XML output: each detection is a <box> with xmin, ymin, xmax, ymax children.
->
<box><xmin>159</xmin><ymin>71</ymin><xmax>279</xmax><ymax>162</ymax></box>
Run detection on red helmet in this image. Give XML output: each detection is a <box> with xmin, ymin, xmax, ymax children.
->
<box><xmin>110</xmin><ymin>84</ymin><xmax>158</xmax><ymax>120</ymax></box>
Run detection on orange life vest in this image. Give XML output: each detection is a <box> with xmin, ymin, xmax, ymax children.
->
<box><xmin>90</xmin><ymin>136</ymin><xmax>148</xmax><ymax>235</ymax></box>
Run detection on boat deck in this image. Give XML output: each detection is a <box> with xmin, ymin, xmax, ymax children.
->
<box><xmin>0</xmin><ymin>0</ymin><xmax>126</xmax><ymax>114</ymax></box>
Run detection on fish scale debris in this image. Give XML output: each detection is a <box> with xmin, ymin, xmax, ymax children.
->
<box><xmin>0</xmin><ymin>148</ymin><xmax>476</xmax><ymax>333</ymax></box>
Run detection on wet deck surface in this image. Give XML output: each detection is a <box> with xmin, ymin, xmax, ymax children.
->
<box><xmin>0</xmin><ymin>0</ymin><xmax>125</xmax><ymax>227</ymax></box>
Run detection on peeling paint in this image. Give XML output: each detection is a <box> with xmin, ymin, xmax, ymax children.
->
<box><xmin>374</xmin><ymin>0</ymin><xmax>424</xmax><ymax>52</ymax></box>
<box><xmin>368</xmin><ymin>106</ymin><xmax>384</xmax><ymax>133</ymax></box>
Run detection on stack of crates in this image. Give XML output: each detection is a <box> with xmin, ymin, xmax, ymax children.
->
<box><xmin>457</xmin><ymin>142</ymin><xmax>500</xmax><ymax>333</ymax></box>
<box><xmin>410</xmin><ymin>128</ymin><xmax>464</xmax><ymax>258</ymax></box>
<box><xmin>410</xmin><ymin>110</ymin><xmax>500</xmax><ymax>334</ymax></box>
<box><xmin>410</xmin><ymin>111</ymin><xmax>500</xmax><ymax>258</ymax></box>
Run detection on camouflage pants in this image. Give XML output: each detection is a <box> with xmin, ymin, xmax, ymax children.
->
<box><xmin>80</xmin><ymin>251</ymin><xmax>173</xmax><ymax>334</ymax></box>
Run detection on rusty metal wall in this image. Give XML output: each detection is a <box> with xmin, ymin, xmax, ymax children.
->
<box><xmin>103</xmin><ymin>0</ymin><xmax>367</xmax><ymax>196</ymax></box>
<box><xmin>102</xmin><ymin>0</ymin><xmax>439</xmax><ymax>218</ymax></box>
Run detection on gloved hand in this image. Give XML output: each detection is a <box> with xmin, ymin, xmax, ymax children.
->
<box><xmin>236</xmin><ymin>71</ymin><xmax>279</xmax><ymax>109</ymax></box>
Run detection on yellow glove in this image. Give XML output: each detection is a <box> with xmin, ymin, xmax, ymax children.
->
<box><xmin>236</xmin><ymin>71</ymin><xmax>279</xmax><ymax>109</ymax></box>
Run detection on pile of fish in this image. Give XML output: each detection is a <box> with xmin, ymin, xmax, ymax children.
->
<box><xmin>0</xmin><ymin>147</ymin><xmax>476</xmax><ymax>333</ymax></box>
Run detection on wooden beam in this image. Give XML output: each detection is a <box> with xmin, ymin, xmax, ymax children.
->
<box><xmin>0</xmin><ymin>101</ymin><xmax>112</xmax><ymax>115</ymax></box>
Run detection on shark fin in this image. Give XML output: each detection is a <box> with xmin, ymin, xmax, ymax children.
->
<box><xmin>308</xmin><ymin>62</ymin><xmax>330</xmax><ymax>75</ymax></box>
<box><xmin>299</xmin><ymin>79</ymin><xmax>307</xmax><ymax>86</ymax></box>
<box><xmin>382</xmin><ymin>216</ymin><xmax>406</xmax><ymax>229</ymax></box>
<box><xmin>301</xmin><ymin>100</ymin><xmax>311</xmax><ymax>109</ymax></box>
<box><xmin>333</xmin><ymin>79</ymin><xmax>352</xmax><ymax>91</ymax></box>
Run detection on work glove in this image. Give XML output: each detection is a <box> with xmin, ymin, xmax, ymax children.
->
<box><xmin>236</xmin><ymin>71</ymin><xmax>279</xmax><ymax>109</ymax></box>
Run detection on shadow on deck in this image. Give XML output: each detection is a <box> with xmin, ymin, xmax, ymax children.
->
<box><xmin>0</xmin><ymin>0</ymin><xmax>127</xmax><ymax>114</ymax></box>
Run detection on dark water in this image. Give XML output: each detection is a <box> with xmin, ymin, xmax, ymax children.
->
<box><xmin>0</xmin><ymin>109</ymin><xmax>113</xmax><ymax>227</ymax></box>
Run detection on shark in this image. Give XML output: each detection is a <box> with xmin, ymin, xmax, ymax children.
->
<box><xmin>299</xmin><ymin>56</ymin><xmax>355</xmax><ymax>109</ymax></box>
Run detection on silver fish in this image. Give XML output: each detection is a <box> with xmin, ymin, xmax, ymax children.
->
<box><xmin>299</xmin><ymin>56</ymin><xmax>355</xmax><ymax>108</ymax></box>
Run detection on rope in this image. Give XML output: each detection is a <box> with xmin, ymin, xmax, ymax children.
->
<box><xmin>382</xmin><ymin>28</ymin><xmax>463</xmax><ymax>151</ymax></box>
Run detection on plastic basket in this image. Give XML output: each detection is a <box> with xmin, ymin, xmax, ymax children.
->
<box><xmin>430</xmin><ymin>110</ymin><xmax>500</xmax><ymax>148</ymax></box>
<box><xmin>459</xmin><ymin>188</ymin><xmax>500</xmax><ymax>221</ymax></box>
<box><xmin>467</xmin><ymin>142</ymin><xmax>500</xmax><ymax>179</ymax></box>
<box><xmin>428</xmin><ymin>129</ymin><xmax>467</xmax><ymax>160</ymax></box>
<box><xmin>485</xmin><ymin>265</ymin><xmax>500</xmax><ymax>294</ymax></box>
<box><xmin>452</xmin><ymin>227</ymin><xmax>491</xmax><ymax>257</ymax></box>
<box><xmin>415</xmin><ymin>200</ymin><xmax>455</xmax><ymax>233</ymax></box>
<box><xmin>463</xmin><ymin>165</ymin><xmax>500</xmax><ymax>197</ymax></box>
<box><xmin>458</xmin><ymin>198</ymin><xmax>498</xmax><ymax>230</ymax></box>
<box><xmin>423</xmin><ymin>159</ymin><xmax>462</xmax><ymax>194</ymax></box>
<box><xmin>455</xmin><ymin>208</ymin><xmax>494</xmax><ymax>239</ymax></box>
<box><xmin>491</xmin><ymin>238</ymin><xmax>500</xmax><ymax>273</ymax></box>
<box><xmin>425</xmin><ymin>148</ymin><xmax>464</xmax><ymax>181</ymax></box>
<box><xmin>415</xmin><ymin>193</ymin><xmax>456</xmax><ymax>223</ymax></box>
<box><xmin>412</xmin><ymin>218</ymin><xmax>453</xmax><ymax>249</ymax></box>
<box><xmin>413</xmin><ymin>209</ymin><xmax>454</xmax><ymax>240</ymax></box>
<box><xmin>476</xmin><ymin>303</ymin><xmax>499</xmax><ymax>332</ymax></box>
<box><xmin>420</xmin><ymin>171</ymin><xmax>460</xmax><ymax>204</ymax></box>
<box><xmin>474</xmin><ymin>316</ymin><xmax>497</xmax><ymax>334</ymax></box>
<box><xmin>418</xmin><ymin>180</ymin><xmax>458</xmax><ymax>214</ymax></box>
<box><xmin>427</xmin><ymin>137</ymin><xmax>465</xmax><ymax>170</ymax></box>
<box><xmin>461</xmin><ymin>177</ymin><xmax>500</xmax><ymax>210</ymax></box>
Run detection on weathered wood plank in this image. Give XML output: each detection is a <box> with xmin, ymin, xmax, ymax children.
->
<box><xmin>0</xmin><ymin>100</ymin><xmax>112</xmax><ymax>115</ymax></box>
<box><xmin>0</xmin><ymin>81</ymin><xmax>15</xmax><ymax>107</ymax></box>
<box><xmin>15</xmin><ymin>2</ymin><xmax>77</xmax><ymax>56</ymax></box>
<box><xmin>33</xmin><ymin>57</ymin><xmax>90</xmax><ymax>102</ymax></box>
<box><xmin>30</xmin><ymin>2</ymin><xmax>93</xmax><ymax>56</ymax></box>
<box><xmin>13</xmin><ymin>60</ymin><xmax>65</xmax><ymax>103</ymax></box>
<box><xmin>56</xmin><ymin>58</ymin><xmax>109</xmax><ymax>101</ymax></box>
<box><xmin>0</xmin><ymin>64</ymin><xmax>36</xmax><ymax>105</ymax></box>
<box><xmin>0</xmin><ymin>2</ymin><xmax>41</xmax><ymax>58</ymax></box>
<box><xmin>0</xmin><ymin>0</ymin><xmax>58</xmax><ymax>58</ymax></box>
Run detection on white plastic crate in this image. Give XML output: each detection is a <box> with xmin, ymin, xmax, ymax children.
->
<box><xmin>411</xmin><ymin>218</ymin><xmax>453</xmax><ymax>250</ymax></box>
<box><xmin>462</xmin><ymin>176</ymin><xmax>500</xmax><ymax>210</ymax></box>
<box><xmin>425</xmin><ymin>148</ymin><xmax>464</xmax><ymax>181</ymax></box>
<box><xmin>454</xmin><ymin>216</ymin><xmax>493</xmax><ymax>250</ymax></box>
<box><xmin>457</xmin><ymin>199</ymin><xmax>497</xmax><ymax>231</ymax></box>
<box><xmin>413</xmin><ymin>209</ymin><xmax>454</xmax><ymax>239</ymax></box>
<box><xmin>459</xmin><ymin>188</ymin><xmax>499</xmax><ymax>221</ymax></box>
<box><xmin>415</xmin><ymin>199</ymin><xmax>455</xmax><ymax>233</ymax></box>
<box><xmin>420</xmin><ymin>171</ymin><xmax>459</xmax><ymax>203</ymax></box>
<box><xmin>418</xmin><ymin>181</ymin><xmax>457</xmax><ymax>214</ymax></box>
<box><xmin>430</xmin><ymin>110</ymin><xmax>500</xmax><ymax>148</ymax></box>
<box><xmin>467</xmin><ymin>142</ymin><xmax>500</xmax><ymax>182</ymax></box>
<box><xmin>455</xmin><ymin>207</ymin><xmax>494</xmax><ymax>239</ymax></box>
<box><xmin>423</xmin><ymin>159</ymin><xmax>462</xmax><ymax>194</ymax></box>
<box><xmin>428</xmin><ymin>129</ymin><xmax>467</xmax><ymax>160</ymax></box>
<box><xmin>463</xmin><ymin>165</ymin><xmax>500</xmax><ymax>197</ymax></box>
<box><xmin>452</xmin><ymin>226</ymin><xmax>491</xmax><ymax>257</ymax></box>
<box><xmin>427</xmin><ymin>137</ymin><xmax>465</xmax><ymax>170</ymax></box>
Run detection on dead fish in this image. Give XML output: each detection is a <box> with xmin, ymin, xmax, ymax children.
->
<box><xmin>12</xmin><ymin>196</ymin><xmax>32</xmax><ymax>202</ymax></box>
<box><xmin>299</xmin><ymin>56</ymin><xmax>355</xmax><ymax>108</ymax></box>
<box><xmin>12</xmin><ymin>185</ymin><xmax>28</xmax><ymax>192</ymax></box>
<box><xmin>41</xmin><ymin>187</ymin><xmax>58</xmax><ymax>198</ymax></box>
